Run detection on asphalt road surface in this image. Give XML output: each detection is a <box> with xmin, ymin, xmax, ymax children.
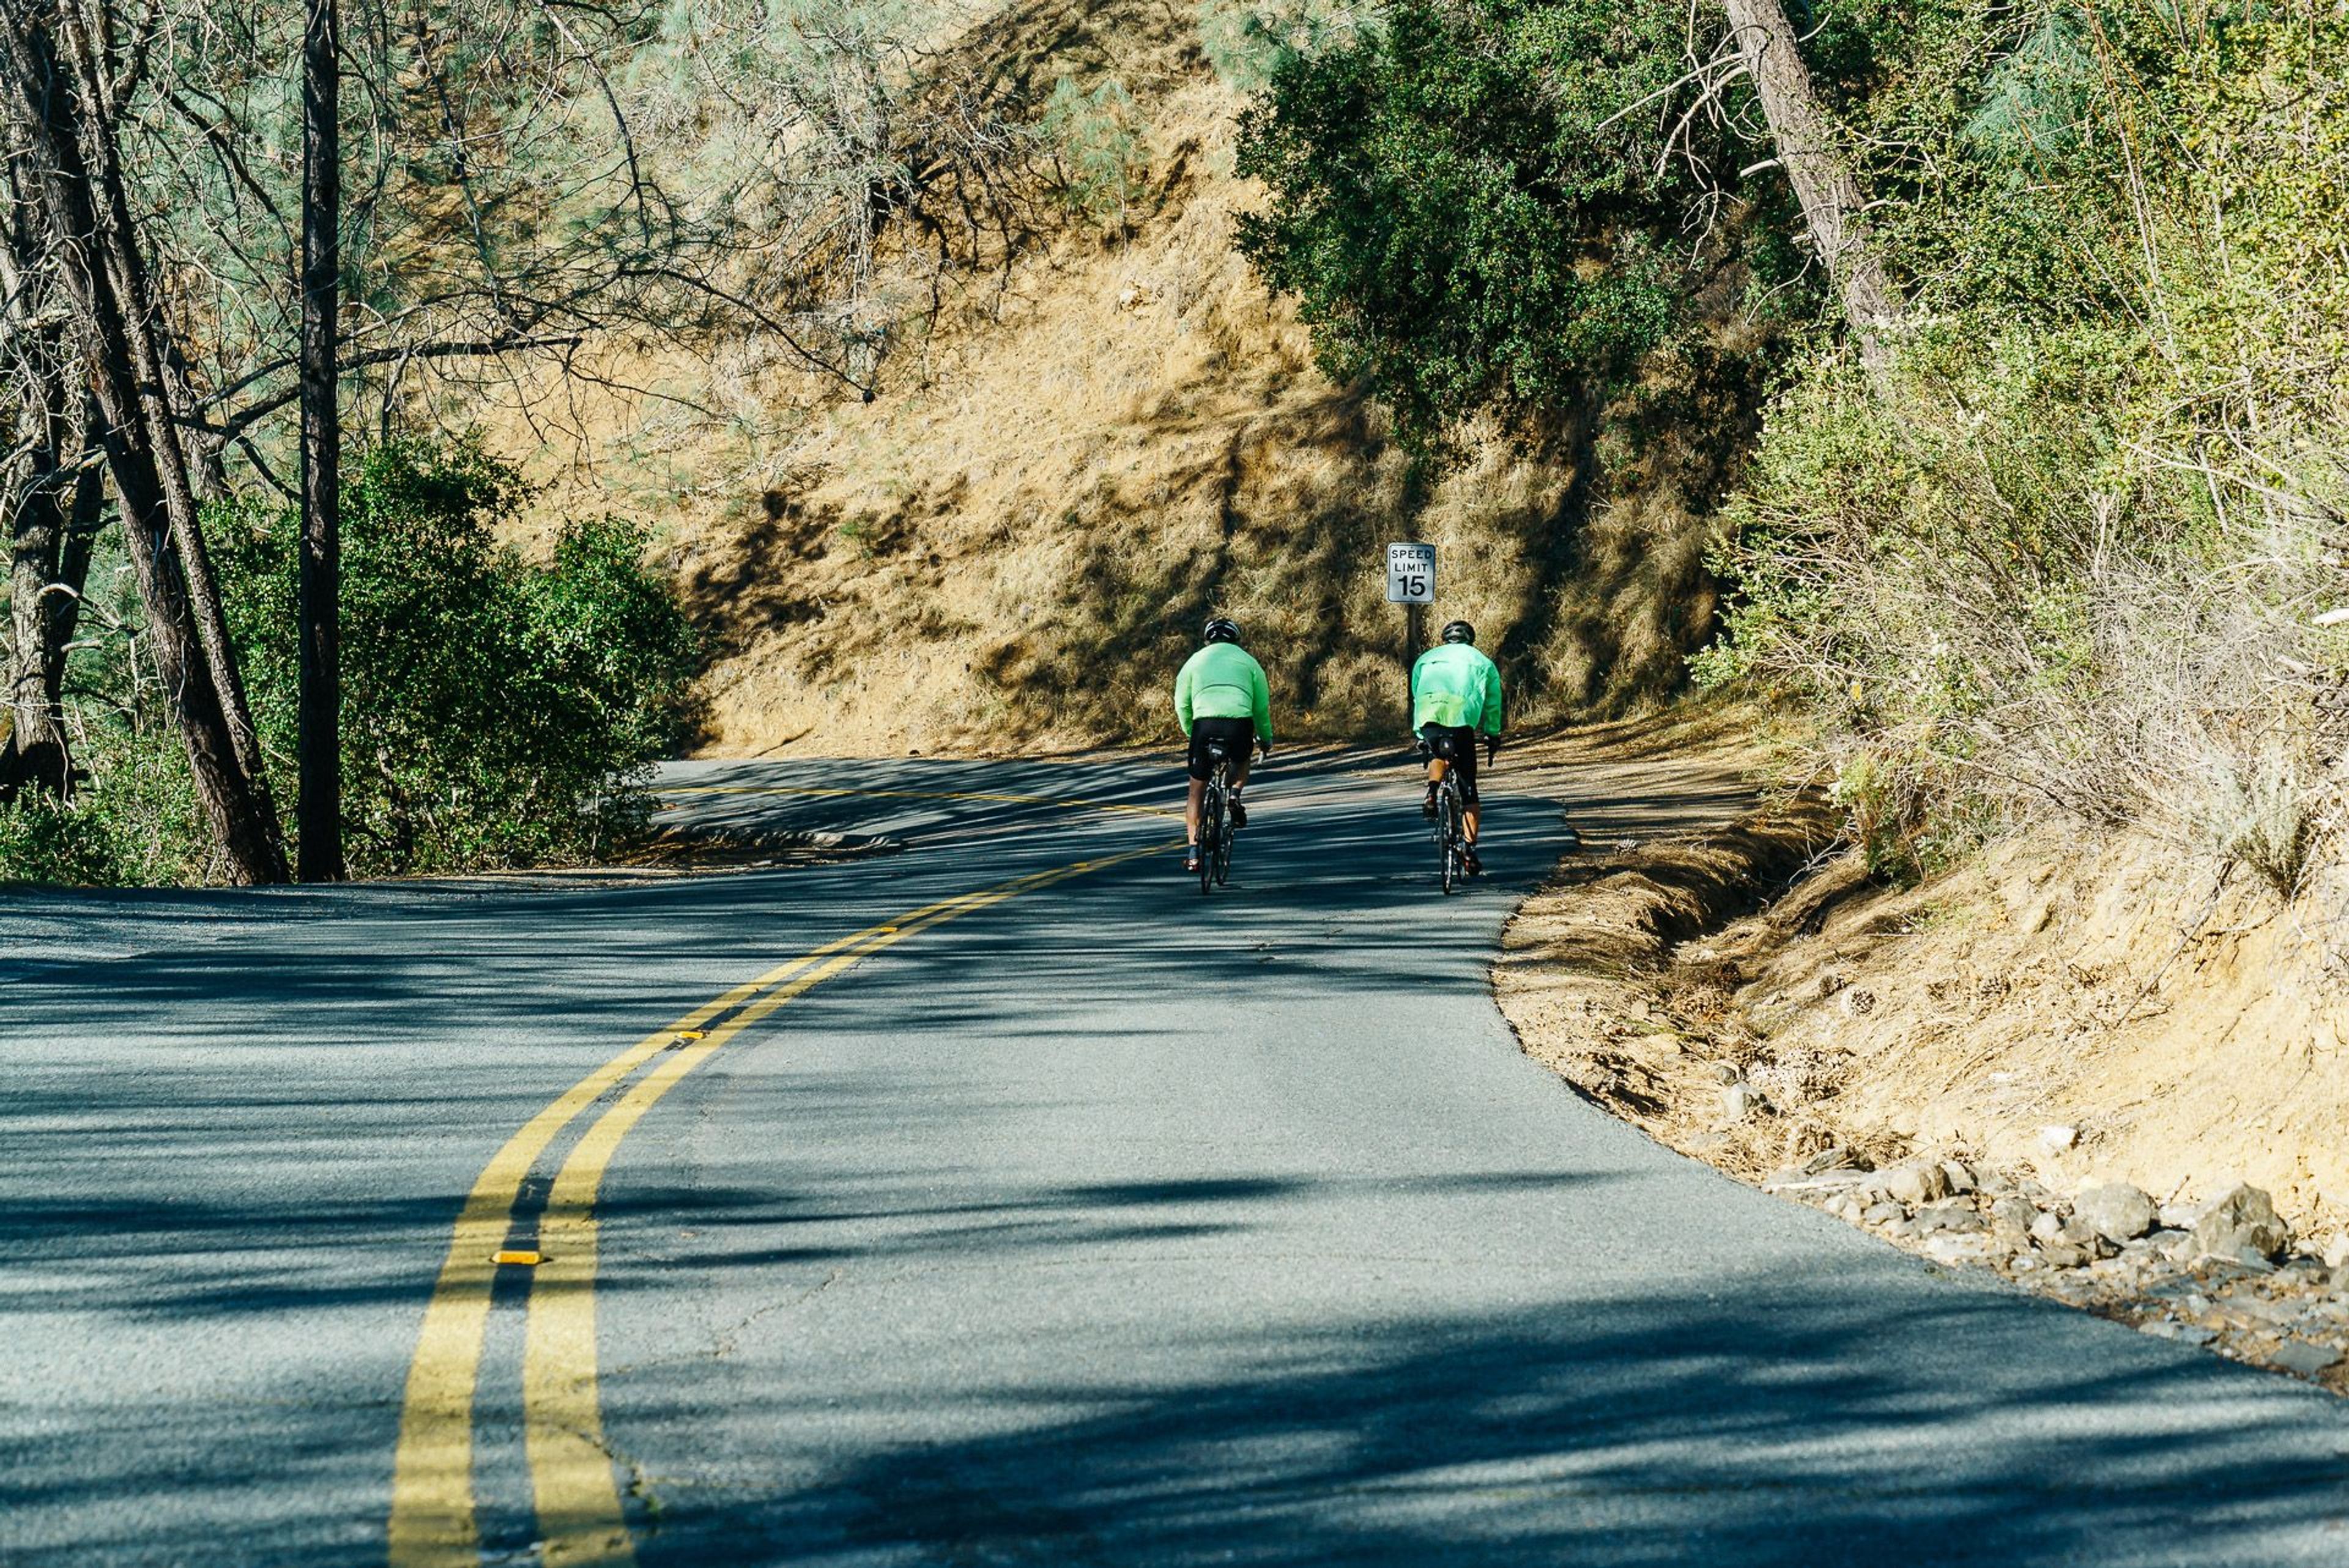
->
<box><xmin>6</xmin><ymin>749</ymin><xmax>2348</xmax><ymax>1567</ymax></box>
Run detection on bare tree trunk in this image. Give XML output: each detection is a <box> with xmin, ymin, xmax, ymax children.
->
<box><xmin>0</xmin><ymin>0</ymin><xmax>289</xmax><ymax>882</ymax></box>
<box><xmin>1722</xmin><ymin>0</ymin><xmax>1902</xmax><ymax>377</ymax></box>
<box><xmin>46</xmin><ymin>2</ymin><xmax>275</xmax><ymax>799</ymax></box>
<box><xmin>1</xmin><ymin>168</ymin><xmax>75</xmax><ymax>799</ymax></box>
<box><xmin>299</xmin><ymin>0</ymin><xmax>343</xmax><ymax>881</ymax></box>
<box><xmin>1</xmin><ymin>386</ymin><xmax>100</xmax><ymax>802</ymax></box>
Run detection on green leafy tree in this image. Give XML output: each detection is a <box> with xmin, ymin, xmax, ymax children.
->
<box><xmin>223</xmin><ymin>440</ymin><xmax>702</xmax><ymax>874</ymax></box>
<box><xmin>1197</xmin><ymin>0</ymin><xmax>1385</xmax><ymax>93</ymax></box>
<box><xmin>1039</xmin><ymin>77</ymin><xmax>1148</xmax><ymax>230</ymax></box>
<box><xmin>1233</xmin><ymin>0</ymin><xmax>1739</xmax><ymax>445</ymax></box>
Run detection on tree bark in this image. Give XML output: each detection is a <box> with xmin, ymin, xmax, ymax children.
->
<box><xmin>47</xmin><ymin>3</ymin><xmax>274</xmax><ymax>798</ymax></box>
<box><xmin>0</xmin><ymin>0</ymin><xmax>289</xmax><ymax>882</ymax></box>
<box><xmin>1722</xmin><ymin>0</ymin><xmax>1902</xmax><ymax>377</ymax></box>
<box><xmin>0</xmin><ymin>160</ymin><xmax>83</xmax><ymax>799</ymax></box>
<box><xmin>1</xmin><ymin>391</ymin><xmax>101</xmax><ymax>802</ymax></box>
<box><xmin>299</xmin><ymin>0</ymin><xmax>343</xmax><ymax>881</ymax></box>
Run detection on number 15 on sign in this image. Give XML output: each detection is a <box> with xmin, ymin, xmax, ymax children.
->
<box><xmin>1386</xmin><ymin>542</ymin><xmax>1435</xmax><ymax>604</ymax></box>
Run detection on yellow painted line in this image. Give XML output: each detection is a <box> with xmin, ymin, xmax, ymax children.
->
<box><xmin>660</xmin><ymin>782</ymin><xmax>1179</xmax><ymax>819</ymax></box>
<box><xmin>390</xmin><ymin>840</ymin><xmax>1173</xmax><ymax>1567</ymax></box>
<box><xmin>386</xmin><ymin>936</ymin><xmax>864</xmax><ymax>1567</ymax></box>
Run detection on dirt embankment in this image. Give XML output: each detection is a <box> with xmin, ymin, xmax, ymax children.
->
<box><xmin>1500</xmin><ymin>774</ymin><xmax>2349</xmax><ymax>1390</ymax></box>
<box><xmin>495</xmin><ymin>0</ymin><xmax>1766</xmax><ymax>760</ymax></box>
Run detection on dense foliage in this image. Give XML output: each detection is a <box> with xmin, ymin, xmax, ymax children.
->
<box><xmin>0</xmin><ymin>726</ymin><xmax>204</xmax><ymax>886</ymax></box>
<box><xmin>1</xmin><ymin>440</ymin><xmax>702</xmax><ymax>884</ymax></box>
<box><xmin>1233</xmin><ymin>0</ymin><xmax>1746</xmax><ymax>443</ymax></box>
<box><xmin>219</xmin><ymin>442</ymin><xmax>702</xmax><ymax>876</ymax></box>
<box><xmin>1698</xmin><ymin>2</ymin><xmax>2349</xmax><ymax>886</ymax></box>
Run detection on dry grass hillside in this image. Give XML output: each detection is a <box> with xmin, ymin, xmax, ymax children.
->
<box><xmin>495</xmin><ymin>0</ymin><xmax>1761</xmax><ymax>758</ymax></box>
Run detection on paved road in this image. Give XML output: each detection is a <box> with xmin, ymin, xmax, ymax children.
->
<box><xmin>5</xmin><ymin>749</ymin><xmax>2348</xmax><ymax>1567</ymax></box>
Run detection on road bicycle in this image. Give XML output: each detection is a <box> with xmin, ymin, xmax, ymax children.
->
<box><xmin>1419</xmin><ymin>737</ymin><xmax>1487</xmax><ymax>895</ymax></box>
<box><xmin>1431</xmin><ymin>757</ymin><xmax>1469</xmax><ymax>894</ymax></box>
<box><xmin>1197</xmin><ymin>739</ymin><xmax>1240</xmax><ymax>895</ymax></box>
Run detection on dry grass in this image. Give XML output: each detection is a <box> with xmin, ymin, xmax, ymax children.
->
<box><xmin>469</xmin><ymin>0</ymin><xmax>1754</xmax><ymax>759</ymax></box>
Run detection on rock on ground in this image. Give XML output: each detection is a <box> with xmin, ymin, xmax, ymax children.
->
<box><xmin>2075</xmin><ymin>1182</ymin><xmax>2159</xmax><ymax>1244</ymax></box>
<box><xmin>2195</xmin><ymin>1185</ymin><xmax>2294</xmax><ymax>1264</ymax></box>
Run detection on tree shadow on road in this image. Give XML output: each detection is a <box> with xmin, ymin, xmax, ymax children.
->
<box><xmin>622</xmin><ymin>1267</ymin><xmax>2349</xmax><ymax>1568</ymax></box>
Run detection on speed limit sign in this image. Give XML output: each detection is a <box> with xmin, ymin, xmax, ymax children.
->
<box><xmin>1386</xmin><ymin>541</ymin><xmax>1435</xmax><ymax>604</ymax></box>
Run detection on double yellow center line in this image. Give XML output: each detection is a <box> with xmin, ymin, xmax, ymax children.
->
<box><xmin>387</xmin><ymin>838</ymin><xmax>1169</xmax><ymax>1566</ymax></box>
<box><xmin>659</xmin><ymin>782</ymin><xmax>1178</xmax><ymax>819</ymax></box>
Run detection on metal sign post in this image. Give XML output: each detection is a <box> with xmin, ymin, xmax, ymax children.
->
<box><xmin>1386</xmin><ymin>542</ymin><xmax>1436</xmax><ymax>723</ymax></box>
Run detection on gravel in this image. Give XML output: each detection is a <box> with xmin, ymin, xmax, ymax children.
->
<box><xmin>1772</xmin><ymin>1161</ymin><xmax>2345</xmax><ymax>1393</ymax></box>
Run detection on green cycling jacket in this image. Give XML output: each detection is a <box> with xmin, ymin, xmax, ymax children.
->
<box><xmin>1174</xmin><ymin>642</ymin><xmax>1273</xmax><ymax>742</ymax></box>
<box><xmin>1411</xmin><ymin>642</ymin><xmax>1504</xmax><ymax>734</ymax></box>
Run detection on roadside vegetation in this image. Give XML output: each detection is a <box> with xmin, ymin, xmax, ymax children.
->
<box><xmin>1234</xmin><ymin>0</ymin><xmax>2349</xmax><ymax>909</ymax></box>
<box><xmin>0</xmin><ymin>0</ymin><xmax>1078</xmax><ymax>884</ymax></box>
<box><xmin>0</xmin><ymin>440</ymin><xmax>697</xmax><ymax>884</ymax></box>
<box><xmin>1697</xmin><ymin>3</ymin><xmax>2349</xmax><ymax>895</ymax></box>
<box><xmin>220</xmin><ymin>443</ymin><xmax>701</xmax><ymax>876</ymax></box>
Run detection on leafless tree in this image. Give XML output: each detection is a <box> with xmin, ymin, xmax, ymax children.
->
<box><xmin>0</xmin><ymin>157</ymin><xmax>102</xmax><ymax>801</ymax></box>
<box><xmin>0</xmin><ymin>0</ymin><xmax>289</xmax><ymax>881</ymax></box>
<box><xmin>0</xmin><ymin>0</ymin><xmax>1061</xmax><ymax>877</ymax></box>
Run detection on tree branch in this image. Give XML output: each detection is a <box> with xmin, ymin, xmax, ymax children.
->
<box><xmin>201</xmin><ymin>332</ymin><xmax>587</xmax><ymax>442</ymax></box>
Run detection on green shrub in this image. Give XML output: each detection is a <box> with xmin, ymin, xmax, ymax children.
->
<box><xmin>1700</xmin><ymin>4</ymin><xmax>2349</xmax><ymax>884</ymax></box>
<box><xmin>1038</xmin><ymin>76</ymin><xmax>1148</xmax><ymax>229</ymax></box>
<box><xmin>1197</xmin><ymin>0</ymin><xmax>1384</xmax><ymax>92</ymax></box>
<box><xmin>221</xmin><ymin>439</ymin><xmax>703</xmax><ymax>875</ymax></box>
<box><xmin>0</xmin><ymin>721</ymin><xmax>209</xmax><ymax>886</ymax></box>
<box><xmin>1232</xmin><ymin>0</ymin><xmax>1738</xmax><ymax>448</ymax></box>
<box><xmin>0</xmin><ymin>795</ymin><xmax>124</xmax><ymax>886</ymax></box>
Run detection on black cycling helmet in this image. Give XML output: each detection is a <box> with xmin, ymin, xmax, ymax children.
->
<box><xmin>1441</xmin><ymin>619</ymin><xmax>1475</xmax><ymax>645</ymax></box>
<box><xmin>1203</xmin><ymin>616</ymin><xmax>1241</xmax><ymax>645</ymax></box>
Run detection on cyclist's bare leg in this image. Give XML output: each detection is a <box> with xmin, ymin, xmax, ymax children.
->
<box><xmin>1186</xmin><ymin>778</ymin><xmax>1206</xmax><ymax>844</ymax></box>
<box><xmin>1464</xmin><ymin>804</ymin><xmax>1480</xmax><ymax>843</ymax></box>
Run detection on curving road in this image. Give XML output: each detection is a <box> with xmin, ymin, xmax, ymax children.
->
<box><xmin>4</xmin><ymin>749</ymin><xmax>2348</xmax><ymax>1567</ymax></box>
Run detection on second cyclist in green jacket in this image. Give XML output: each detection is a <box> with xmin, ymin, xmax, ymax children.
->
<box><xmin>1411</xmin><ymin>620</ymin><xmax>1504</xmax><ymax>876</ymax></box>
<box><xmin>1174</xmin><ymin>616</ymin><xmax>1273</xmax><ymax>874</ymax></box>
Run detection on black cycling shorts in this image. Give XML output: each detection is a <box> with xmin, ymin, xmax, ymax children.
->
<box><xmin>1188</xmin><ymin>717</ymin><xmax>1256</xmax><ymax>782</ymax></box>
<box><xmin>1421</xmin><ymin>723</ymin><xmax>1480</xmax><ymax>804</ymax></box>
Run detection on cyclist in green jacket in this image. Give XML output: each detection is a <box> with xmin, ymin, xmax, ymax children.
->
<box><xmin>1411</xmin><ymin>620</ymin><xmax>1504</xmax><ymax>875</ymax></box>
<box><xmin>1174</xmin><ymin>616</ymin><xmax>1273</xmax><ymax>875</ymax></box>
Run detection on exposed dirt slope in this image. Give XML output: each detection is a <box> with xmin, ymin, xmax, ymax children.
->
<box><xmin>1498</xmin><ymin>792</ymin><xmax>2349</xmax><ymax>1389</ymax></box>
<box><xmin>1727</xmin><ymin>834</ymin><xmax>2349</xmax><ymax>1229</ymax></box>
<box><xmin>499</xmin><ymin>0</ymin><xmax>1762</xmax><ymax>758</ymax></box>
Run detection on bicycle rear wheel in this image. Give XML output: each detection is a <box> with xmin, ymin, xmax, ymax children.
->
<box><xmin>1200</xmin><ymin>785</ymin><xmax>1223</xmax><ymax>896</ymax></box>
<box><xmin>1439</xmin><ymin>783</ymin><xmax>1463</xmax><ymax>895</ymax></box>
